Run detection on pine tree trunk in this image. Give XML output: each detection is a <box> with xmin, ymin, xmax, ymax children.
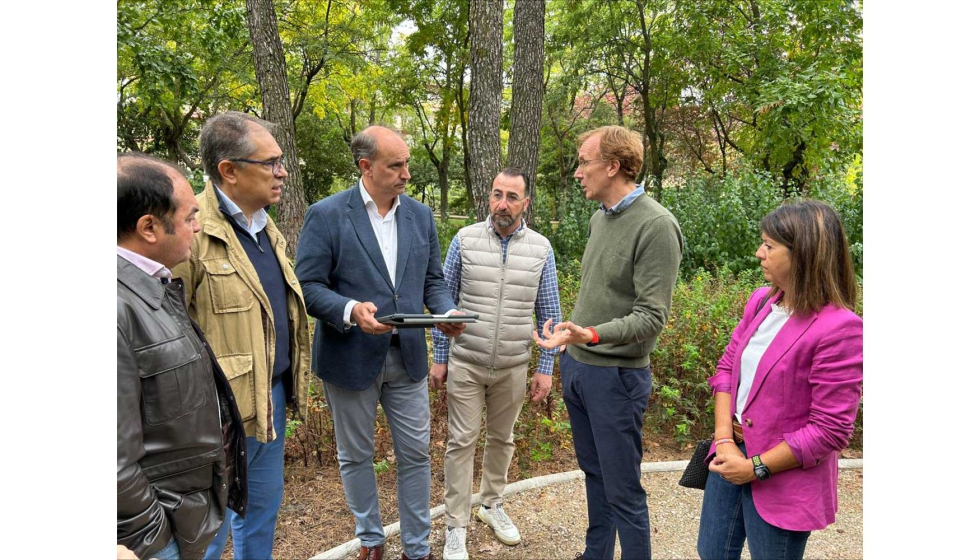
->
<box><xmin>245</xmin><ymin>0</ymin><xmax>304</xmax><ymax>258</ymax></box>
<box><xmin>467</xmin><ymin>0</ymin><xmax>503</xmax><ymax>221</ymax></box>
<box><xmin>508</xmin><ymin>0</ymin><xmax>545</xmax><ymax>228</ymax></box>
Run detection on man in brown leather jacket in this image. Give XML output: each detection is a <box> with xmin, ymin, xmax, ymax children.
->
<box><xmin>117</xmin><ymin>152</ymin><xmax>247</xmax><ymax>560</ymax></box>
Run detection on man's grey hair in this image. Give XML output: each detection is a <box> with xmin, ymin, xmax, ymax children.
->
<box><xmin>350</xmin><ymin>125</ymin><xmax>401</xmax><ymax>170</ymax></box>
<box><xmin>200</xmin><ymin>111</ymin><xmax>277</xmax><ymax>185</ymax></box>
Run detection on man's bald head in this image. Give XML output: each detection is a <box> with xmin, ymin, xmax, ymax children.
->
<box><xmin>350</xmin><ymin>125</ymin><xmax>404</xmax><ymax>170</ymax></box>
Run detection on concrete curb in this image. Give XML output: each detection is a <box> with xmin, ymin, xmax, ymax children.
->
<box><xmin>310</xmin><ymin>458</ymin><xmax>863</xmax><ymax>559</ymax></box>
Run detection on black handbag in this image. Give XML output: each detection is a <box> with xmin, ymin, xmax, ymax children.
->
<box><xmin>678</xmin><ymin>438</ymin><xmax>712</xmax><ymax>490</ymax></box>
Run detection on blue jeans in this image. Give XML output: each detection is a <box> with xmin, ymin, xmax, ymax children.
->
<box><xmin>560</xmin><ymin>351</ymin><xmax>652</xmax><ymax>560</ymax></box>
<box><xmin>152</xmin><ymin>537</ymin><xmax>180</xmax><ymax>560</ymax></box>
<box><xmin>324</xmin><ymin>346</ymin><xmax>432</xmax><ymax>559</ymax></box>
<box><xmin>204</xmin><ymin>376</ymin><xmax>287</xmax><ymax>560</ymax></box>
<box><xmin>697</xmin><ymin>443</ymin><xmax>811</xmax><ymax>560</ymax></box>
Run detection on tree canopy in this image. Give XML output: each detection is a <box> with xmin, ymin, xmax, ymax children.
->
<box><xmin>118</xmin><ymin>0</ymin><xmax>863</xmax><ymax>261</ymax></box>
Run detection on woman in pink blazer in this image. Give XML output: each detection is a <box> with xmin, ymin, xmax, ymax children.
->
<box><xmin>697</xmin><ymin>200</ymin><xmax>862</xmax><ymax>560</ymax></box>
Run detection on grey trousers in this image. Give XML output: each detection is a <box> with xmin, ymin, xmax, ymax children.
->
<box><xmin>323</xmin><ymin>346</ymin><xmax>431</xmax><ymax>559</ymax></box>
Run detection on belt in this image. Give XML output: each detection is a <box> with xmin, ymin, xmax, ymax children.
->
<box><xmin>389</xmin><ymin>333</ymin><xmax>401</xmax><ymax>347</ymax></box>
<box><xmin>732</xmin><ymin>419</ymin><xmax>745</xmax><ymax>444</ymax></box>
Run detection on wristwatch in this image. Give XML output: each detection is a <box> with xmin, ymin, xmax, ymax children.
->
<box><xmin>751</xmin><ymin>455</ymin><xmax>771</xmax><ymax>480</ymax></box>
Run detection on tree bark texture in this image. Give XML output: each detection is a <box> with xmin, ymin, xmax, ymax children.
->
<box><xmin>467</xmin><ymin>0</ymin><xmax>503</xmax><ymax>221</ymax></box>
<box><xmin>508</xmin><ymin>0</ymin><xmax>545</xmax><ymax>228</ymax></box>
<box><xmin>246</xmin><ymin>0</ymin><xmax>305</xmax><ymax>258</ymax></box>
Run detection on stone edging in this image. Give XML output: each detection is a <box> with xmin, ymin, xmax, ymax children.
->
<box><xmin>310</xmin><ymin>458</ymin><xmax>863</xmax><ymax>559</ymax></box>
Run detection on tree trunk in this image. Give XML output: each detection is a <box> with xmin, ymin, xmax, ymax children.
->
<box><xmin>508</xmin><ymin>0</ymin><xmax>545</xmax><ymax>228</ymax></box>
<box><xmin>245</xmin><ymin>0</ymin><xmax>305</xmax><ymax>259</ymax></box>
<box><xmin>467</xmin><ymin>0</ymin><xmax>503</xmax><ymax>221</ymax></box>
<box><xmin>438</xmin><ymin>165</ymin><xmax>449</xmax><ymax>222</ymax></box>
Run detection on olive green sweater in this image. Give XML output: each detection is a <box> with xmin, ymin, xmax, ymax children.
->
<box><xmin>567</xmin><ymin>194</ymin><xmax>683</xmax><ymax>368</ymax></box>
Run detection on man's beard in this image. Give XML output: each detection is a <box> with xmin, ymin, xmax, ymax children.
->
<box><xmin>493</xmin><ymin>212</ymin><xmax>517</xmax><ymax>230</ymax></box>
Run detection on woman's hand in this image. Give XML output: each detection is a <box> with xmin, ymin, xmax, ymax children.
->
<box><xmin>714</xmin><ymin>441</ymin><xmax>745</xmax><ymax>461</ymax></box>
<box><xmin>708</xmin><ymin>453</ymin><xmax>756</xmax><ymax>485</ymax></box>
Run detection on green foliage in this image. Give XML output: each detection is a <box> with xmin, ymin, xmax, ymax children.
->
<box><xmin>550</xmin><ymin>190</ymin><xmax>594</xmax><ymax>276</ymax></box>
<box><xmin>649</xmin><ymin>268</ymin><xmax>763</xmax><ymax>441</ymax></box>
<box><xmin>662</xmin><ymin>170</ymin><xmax>792</xmax><ymax>278</ymax></box>
<box><xmin>294</xmin><ymin>112</ymin><xmax>358</xmax><ymax>204</ymax></box>
<box><xmin>661</xmin><ymin>169</ymin><xmax>862</xmax><ymax>279</ymax></box>
<box><xmin>674</xmin><ymin>0</ymin><xmax>863</xmax><ymax>188</ymax></box>
<box><xmin>436</xmin><ymin>217</ymin><xmax>473</xmax><ymax>261</ymax></box>
<box><xmin>285</xmin><ymin>418</ymin><xmax>301</xmax><ymax>439</ymax></box>
<box><xmin>117</xmin><ymin>0</ymin><xmax>252</xmax><ymax>162</ymax></box>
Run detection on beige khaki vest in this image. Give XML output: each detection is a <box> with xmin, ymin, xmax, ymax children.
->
<box><xmin>450</xmin><ymin>222</ymin><xmax>552</xmax><ymax>369</ymax></box>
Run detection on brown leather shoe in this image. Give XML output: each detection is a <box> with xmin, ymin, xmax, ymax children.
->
<box><xmin>357</xmin><ymin>544</ymin><xmax>385</xmax><ymax>560</ymax></box>
<box><xmin>400</xmin><ymin>553</ymin><xmax>431</xmax><ymax>560</ymax></box>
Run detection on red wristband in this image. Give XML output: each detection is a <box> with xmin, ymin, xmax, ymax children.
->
<box><xmin>586</xmin><ymin>327</ymin><xmax>599</xmax><ymax>346</ymax></box>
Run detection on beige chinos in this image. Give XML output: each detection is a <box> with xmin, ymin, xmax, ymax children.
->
<box><xmin>443</xmin><ymin>356</ymin><xmax>529</xmax><ymax>527</ymax></box>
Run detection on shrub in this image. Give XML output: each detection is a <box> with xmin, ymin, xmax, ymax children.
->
<box><xmin>661</xmin><ymin>170</ymin><xmax>792</xmax><ymax>278</ymax></box>
<box><xmin>649</xmin><ymin>268</ymin><xmax>764</xmax><ymax>441</ymax></box>
<box><xmin>660</xmin><ymin>169</ymin><xmax>864</xmax><ymax>280</ymax></box>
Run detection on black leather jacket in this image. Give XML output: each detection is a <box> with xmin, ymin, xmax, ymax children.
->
<box><xmin>117</xmin><ymin>256</ymin><xmax>247</xmax><ymax>560</ymax></box>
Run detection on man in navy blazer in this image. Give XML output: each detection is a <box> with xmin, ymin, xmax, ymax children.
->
<box><xmin>295</xmin><ymin>125</ymin><xmax>464</xmax><ymax>560</ymax></box>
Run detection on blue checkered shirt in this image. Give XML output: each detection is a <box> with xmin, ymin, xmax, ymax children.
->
<box><xmin>432</xmin><ymin>219</ymin><xmax>562</xmax><ymax>374</ymax></box>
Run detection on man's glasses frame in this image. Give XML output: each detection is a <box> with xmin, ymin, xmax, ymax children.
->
<box><xmin>230</xmin><ymin>155</ymin><xmax>286</xmax><ymax>174</ymax></box>
<box><xmin>576</xmin><ymin>158</ymin><xmax>607</xmax><ymax>168</ymax></box>
<box><xmin>490</xmin><ymin>191</ymin><xmax>527</xmax><ymax>204</ymax></box>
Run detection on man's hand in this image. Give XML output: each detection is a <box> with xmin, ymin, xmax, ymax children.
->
<box><xmin>529</xmin><ymin>372</ymin><xmax>552</xmax><ymax>402</ymax></box>
<box><xmin>352</xmin><ymin>302</ymin><xmax>393</xmax><ymax>335</ymax></box>
<box><xmin>434</xmin><ymin>311</ymin><xmax>466</xmax><ymax>338</ymax></box>
<box><xmin>532</xmin><ymin>319</ymin><xmax>593</xmax><ymax>350</ymax></box>
<box><xmin>429</xmin><ymin>363</ymin><xmax>448</xmax><ymax>390</ymax></box>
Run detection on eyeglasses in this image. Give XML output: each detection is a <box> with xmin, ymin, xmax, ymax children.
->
<box><xmin>490</xmin><ymin>191</ymin><xmax>526</xmax><ymax>204</ymax></box>
<box><xmin>230</xmin><ymin>155</ymin><xmax>286</xmax><ymax>174</ymax></box>
<box><xmin>577</xmin><ymin>158</ymin><xmax>606</xmax><ymax>168</ymax></box>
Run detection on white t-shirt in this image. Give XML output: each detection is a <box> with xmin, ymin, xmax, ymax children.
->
<box><xmin>735</xmin><ymin>303</ymin><xmax>792</xmax><ymax>422</ymax></box>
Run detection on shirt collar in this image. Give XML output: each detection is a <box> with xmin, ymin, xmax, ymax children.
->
<box><xmin>116</xmin><ymin>246</ymin><xmax>172</xmax><ymax>280</ymax></box>
<box><xmin>358</xmin><ymin>178</ymin><xmax>401</xmax><ymax>217</ymax></box>
<box><xmin>600</xmin><ymin>184</ymin><xmax>645</xmax><ymax>215</ymax></box>
<box><xmin>213</xmin><ymin>183</ymin><xmax>268</xmax><ymax>233</ymax></box>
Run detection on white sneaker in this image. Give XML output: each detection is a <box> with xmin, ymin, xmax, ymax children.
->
<box><xmin>477</xmin><ymin>503</ymin><xmax>521</xmax><ymax>545</ymax></box>
<box><xmin>443</xmin><ymin>526</ymin><xmax>469</xmax><ymax>560</ymax></box>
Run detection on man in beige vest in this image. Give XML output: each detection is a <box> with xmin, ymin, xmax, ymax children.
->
<box><xmin>430</xmin><ymin>167</ymin><xmax>562</xmax><ymax>560</ymax></box>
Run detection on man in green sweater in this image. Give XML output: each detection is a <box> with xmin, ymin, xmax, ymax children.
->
<box><xmin>534</xmin><ymin>125</ymin><xmax>683</xmax><ymax>560</ymax></box>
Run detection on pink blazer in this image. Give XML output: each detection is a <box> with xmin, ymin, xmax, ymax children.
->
<box><xmin>707</xmin><ymin>287</ymin><xmax>863</xmax><ymax>531</ymax></box>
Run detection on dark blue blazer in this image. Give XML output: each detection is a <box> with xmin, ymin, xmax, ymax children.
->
<box><xmin>295</xmin><ymin>185</ymin><xmax>455</xmax><ymax>390</ymax></box>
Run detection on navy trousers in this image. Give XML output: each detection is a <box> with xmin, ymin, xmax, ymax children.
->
<box><xmin>560</xmin><ymin>351</ymin><xmax>652</xmax><ymax>560</ymax></box>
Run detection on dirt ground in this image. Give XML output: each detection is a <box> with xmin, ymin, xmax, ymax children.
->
<box><xmin>213</xmin><ymin>426</ymin><xmax>861</xmax><ymax>560</ymax></box>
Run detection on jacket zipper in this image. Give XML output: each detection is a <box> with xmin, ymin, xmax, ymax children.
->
<box><xmin>488</xmin><ymin>234</ymin><xmax>507</xmax><ymax>369</ymax></box>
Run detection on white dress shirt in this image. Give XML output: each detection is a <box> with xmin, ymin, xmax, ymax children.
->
<box><xmin>343</xmin><ymin>180</ymin><xmax>401</xmax><ymax>327</ymax></box>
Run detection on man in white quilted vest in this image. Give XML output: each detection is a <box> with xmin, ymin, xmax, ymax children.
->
<box><xmin>430</xmin><ymin>167</ymin><xmax>562</xmax><ymax>560</ymax></box>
